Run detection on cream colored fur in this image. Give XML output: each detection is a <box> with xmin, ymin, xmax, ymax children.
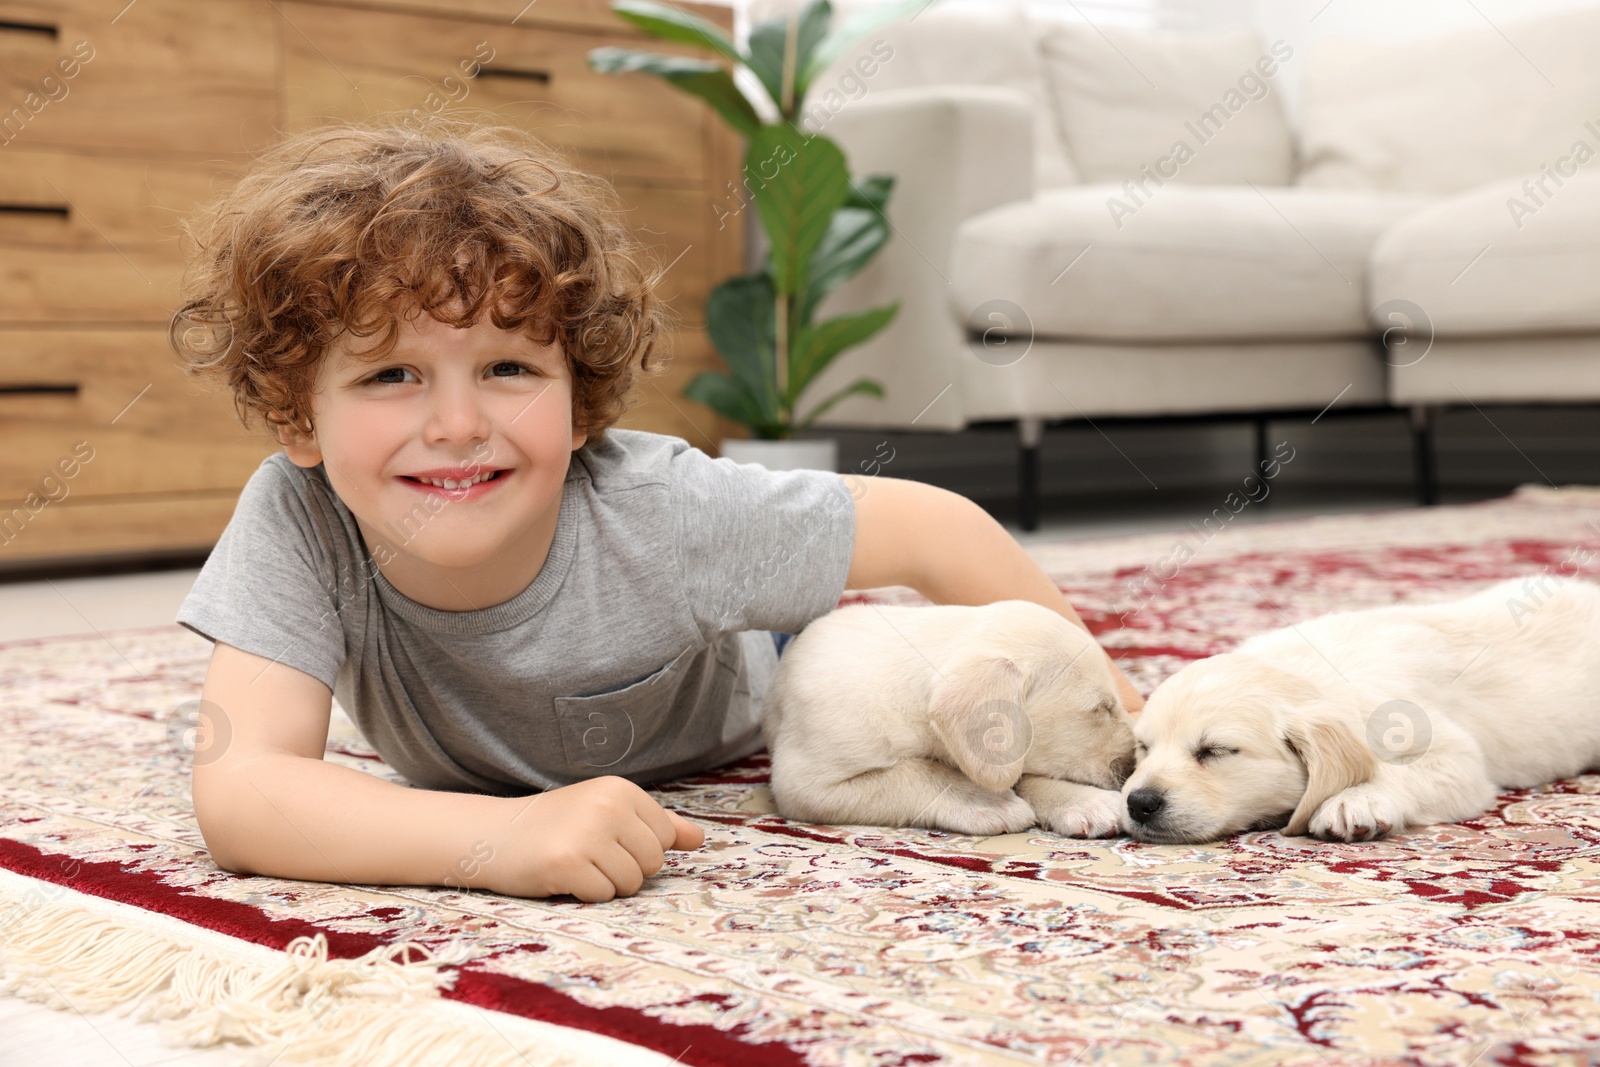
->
<box><xmin>1123</xmin><ymin>577</ymin><xmax>1600</xmax><ymax>843</ymax></box>
<box><xmin>763</xmin><ymin>600</ymin><xmax>1136</xmax><ymax>837</ymax></box>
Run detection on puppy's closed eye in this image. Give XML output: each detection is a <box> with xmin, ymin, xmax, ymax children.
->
<box><xmin>1194</xmin><ymin>744</ymin><xmax>1240</xmax><ymax>763</ymax></box>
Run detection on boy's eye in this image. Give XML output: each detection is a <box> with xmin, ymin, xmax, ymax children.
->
<box><xmin>490</xmin><ymin>361</ymin><xmax>533</xmax><ymax>378</ymax></box>
<box><xmin>368</xmin><ymin>366</ymin><xmax>415</xmax><ymax>385</ymax></box>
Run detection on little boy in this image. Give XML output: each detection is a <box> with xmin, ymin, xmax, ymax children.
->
<box><xmin>171</xmin><ymin>118</ymin><xmax>1143</xmax><ymax>904</ymax></box>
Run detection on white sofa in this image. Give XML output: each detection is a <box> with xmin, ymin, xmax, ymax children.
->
<box><xmin>768</xmin><ymin>1</ymin><xmax>1600</xmax><ymax>525</ymax></box>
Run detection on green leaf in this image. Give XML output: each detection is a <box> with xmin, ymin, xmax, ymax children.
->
<box><xmin>746</xmin><ymin>1</ymin><xmax>833</xmax><ymax>115</ymax></box>
<box><xmin>589</xmin><ymin>47</ymin><xmax>762</xmax><ymax>138</ymax></box>
<box><xmin>609</xmin><ymin>0</ymin><xmax>746</xmax><ymax>69</ymax></box>
<box><xmin>798</xmin><ymin>0</ymin><xmax>939</xmax><ymax>102</ymax></box>
<box><xmin>794</xmin><ymin>377</ymin><xmax>885</xmax><ymax>431</ymax></box>
<box><xmin>746</xmin><ymin>0</ymin><xmax>832</xmax><ymax>115</ymax></box>
<box><xmin>684</xmin><ymin>371</ymin><xmax>781</xmax><ymax>435</ymax></box>
<box><xmin>705</xmin><ymin>274</ymin><xmax>780</xmax><ymax>420</ymax></box>
<box><xmin>797</xmin><ymin>208</ymin><xmax>888</xmax><ymax>325</ymax></box>
<box><xmin>746</xmin><ymin>125</ymin><xmax>851</xmax><ymax>296</ymax></box>
<box><xmin>847</xmin><ymin>173</ymin><xmax>894</xmax><ymax>213</ymax></box>
<box><xmin>788</xmin><ymin>302</ymin><xmax>898</xmax><ymax>407</ymax></box>
<box><xmin>796</xmin><ymin>176</ymin><xmax>895</xmax><ymax>325</ymax></box>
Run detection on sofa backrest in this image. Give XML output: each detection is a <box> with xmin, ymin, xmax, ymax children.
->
<box><xmin>798</xmin><ymin>1</ymin><xmax>1299</xmax><ymax>190</ymax></box>
<box><xmin>1296</xmin><ymin>4</ymin><xmax>1600</xmax><ymax>194</ymax></box>
<box><xmin>1032</xmin><ymin>21</ymin><xmax>1296</xmax><ymax>188</ymax></box>
<box><xmin>785</xmin><ymin>0</ymin><xmax>1080</xmax><ymax>190</ymax></box>
<box><xmin>767</xmin><ymin>1</ymin><xmax>1600</xmax><ymax>197</ymax></box>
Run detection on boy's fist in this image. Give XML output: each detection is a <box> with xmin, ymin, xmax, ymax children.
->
<box><xmin>488</xmin><ymin>776</ymin><xmax>704</xmax><ymax>902</ymax></box>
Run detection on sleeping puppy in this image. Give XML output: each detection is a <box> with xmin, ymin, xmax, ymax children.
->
<box><xmin>763</xmin><ymin>600</ymin><xmax>1136</xmax><ymax>837</ymax></box>
<box><xmin>1122</xmin><ymin>577</ymin><xmax>1600</xmax><ymax>843</ymax></box>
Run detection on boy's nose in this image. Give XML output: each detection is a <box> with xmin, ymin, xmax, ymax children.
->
<box><xmin>424</xmin><ymin>382</ymin><xmax>493</xmax><ymax>442</ymax></box>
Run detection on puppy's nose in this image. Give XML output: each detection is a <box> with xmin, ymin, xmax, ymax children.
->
<box><xmin>1126</xmin><ymin>788</ymin><xmax>1165</xmax><ymax>824</ymax></box>
<box><xmin>1110</xmin><ymin>754</ymin><xmax>1136</xmax><ymax>785</ymax></box>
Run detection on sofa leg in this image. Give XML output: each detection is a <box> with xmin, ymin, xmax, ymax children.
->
<box><xmin>1018</xmin><ymin>416</ymin><xmax>1043</xmax><ymax>532</ymax></box>
<box><xmin>1253</xmin><ymin>418</ymin><xmax>1269</xmax><ymax>490</ymax></box>
<box><xmin>1410</xmin><ymin>405</ymin><xmax>1439</xmax><ymax>507</ymax></box>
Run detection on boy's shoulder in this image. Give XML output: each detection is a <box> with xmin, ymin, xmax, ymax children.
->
<box><xmin>572</xmin><ymin>429</ymin><xmax>852</xmax><ymax>543</ymax></box>
<box><xmin>230</xmin><ymin>450</ymin><xmax>351</xmax><ymax>544</ymax></box>
<box><xmin>570</xmin><ymin>428</ymin><xmax>704</xmax><ymax>494</ymax></box>
<box><xmin>249</xmin><ymin>450</ymin><xmax>341</xmax><ymax>510</ymax></box>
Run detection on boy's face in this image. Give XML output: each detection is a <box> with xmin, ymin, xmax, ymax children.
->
<box><xmin>277</xmin><ymin>307</ymin><xmax>586</xmax><ymax>607</ymax></box>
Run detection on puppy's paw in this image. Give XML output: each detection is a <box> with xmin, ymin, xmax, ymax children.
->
<box><xmin>1015</xmin><ymin>776</ymin><xmax>1127</xmax><ymax>838</ymax></box>
<box><xmin>1039</xmin><ymin>790</ymin><xmax>1125</xmax><ymax>839</ymax></box>
<box><xmin>938</xmin><ymin>791</ymin><xmax>1037</xmax><ymax>837</ymax></box>
<box><xmin>1309</xmin><ymin>786</ymin><xmax>1405</xmax><ymax>842</ymax></box>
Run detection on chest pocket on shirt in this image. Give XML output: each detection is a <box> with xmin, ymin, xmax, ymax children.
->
<box><xmin>553</xmin><ymin>642</ymin><xmax>739</xmax><ymax>777</ymax></box>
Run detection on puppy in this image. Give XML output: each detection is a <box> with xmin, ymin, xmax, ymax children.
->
<box><xmin>1123</xmin><ymin>577</ymin><xmax>1600</xmax><ymax>843</ymax></box>
<box><xmin>763</xmin><ymin>599</ymin><xmax>1136</xmax><ymax>837</ymax></box>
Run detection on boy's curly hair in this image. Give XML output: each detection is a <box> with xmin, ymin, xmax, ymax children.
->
<box><xmin>168</xmin><ymin>114</ymin><xmax>672</xmax><ymax>445</ymax></box>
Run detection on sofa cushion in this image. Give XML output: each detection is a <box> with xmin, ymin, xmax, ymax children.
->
<box><xmin>776</xmin><ymin>0</ymin><xmax>1080</xmax><ymax>191</ymax></box>
<box><xmin>1034</xmin><ymin>23</ymin><xmax>1295</xmax><ymax>187</ymax></box>
<box><xmin>1369</xmin><ymin>171</ymin><xmax>1600</xmax><ymax>336</ymax></box>
<box><xmin>960</xmin><ymin>338</ymin><xmax>1388</xmax><ymax>421</ymax></box>
<box><xmin>950</xmin><ymin>184</ymin><xmax>1430</xmax><ymax>342</ymax></box>
<box><xmin>1389</xmin><ymin>336</ymin><xmax>1600</xmax><ymax>405</ymax></box>
<box><xmin>1298</xmin><ymin>6</ymin><xmax>1600</xmax><ymax>194</ymax></box>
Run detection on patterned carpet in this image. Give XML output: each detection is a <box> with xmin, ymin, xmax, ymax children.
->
<box><xmin>3</xmin><ymin>486</ymin><xmax>1600</xmax><ymax>1066</ymax></box>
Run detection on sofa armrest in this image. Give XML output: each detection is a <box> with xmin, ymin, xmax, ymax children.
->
<box><xmin>808</xmin><ymin>84</ymin><xmax>1036</xmax><ymax>222</ymax></box>
<box><xmin>797</xmin><ymin>86</ymin><xmax>1036</xmax><ymax>431</ymax></box>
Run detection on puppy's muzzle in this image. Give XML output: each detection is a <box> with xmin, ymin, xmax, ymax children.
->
<box><xmin>1126</xmin><ymin>788</ymin><xmax>1166</xmax><ymax>826</ymax></box>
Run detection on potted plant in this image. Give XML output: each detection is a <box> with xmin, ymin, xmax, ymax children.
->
<box><xmin>590</xmin><ymin>0</ymin><xmax>932</xmax><ymax>471</ymax></box>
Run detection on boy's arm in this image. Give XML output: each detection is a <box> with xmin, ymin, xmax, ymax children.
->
<box><xmin>839</xmin><ymin>475</ymin><xmax>1146</xmax><ymax>712</ymax></box>
<box><xmin>192</xmin><ymin>642</ymin><xmax>701</xmax><ymax>901</ymax></box>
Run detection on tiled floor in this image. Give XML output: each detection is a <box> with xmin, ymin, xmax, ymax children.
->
<box><xmin>0</xmin><ymin>567</ymin><xmax>207</xmax><ymax>644</ymax></box>
<box><xmin>1002</xmin><ymin>488</ymin><xmax>1422</xmax><ymax>548</ymax></box>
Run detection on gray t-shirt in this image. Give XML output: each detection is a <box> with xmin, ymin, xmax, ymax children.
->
<box><xmin>176</xmin><ymin>429</ymin><xmax>857</xmax><ymax>795</ymax></box>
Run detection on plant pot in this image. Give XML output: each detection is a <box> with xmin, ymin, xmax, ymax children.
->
<box><xmin>718</xmin><ymin>436</ymin><xmax>838</xmax><ymax>473</ymax></box>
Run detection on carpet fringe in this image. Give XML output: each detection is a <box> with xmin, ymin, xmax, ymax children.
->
<box><xmin>0</xmin><ymin>886</ymin><xmax>586</xmax><ymax>1066</ymax></box>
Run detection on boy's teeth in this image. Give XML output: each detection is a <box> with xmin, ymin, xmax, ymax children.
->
<box><xmin>416</xmin><ymin>471</ymin><xmax>496</xmax><ymax>489</ymax></box>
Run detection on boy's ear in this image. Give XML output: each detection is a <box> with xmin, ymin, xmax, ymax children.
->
<box><xmin>272</xmin><ymin>413</ymin><xmax>323</xmax><ymax>467</ymax></box>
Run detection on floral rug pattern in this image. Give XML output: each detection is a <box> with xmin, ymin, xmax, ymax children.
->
<box><xmin>4</xmin><ymin>487</ymin><xmax>1600</xmax><ymax>1066</ymax></box>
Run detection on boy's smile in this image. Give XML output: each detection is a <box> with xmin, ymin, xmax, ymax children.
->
<box><xmin>397</xmin><ymin>466</ymin><xmax>508</xmax><ymax>499</ymax></box>
<box><xmin>277</xmin><ymin>305</ymin><xmax>586</xmax><ymax>613</ymax></box>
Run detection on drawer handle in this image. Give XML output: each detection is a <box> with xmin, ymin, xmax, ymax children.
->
<box><xmin>0</xmin><ymin>204</ymin><xmax>69</xmax><ymax>219</ymax></box>
<box><xmin>474</xmin><ymin>66</ymin><xmax>551</xmax><ymax>84</ymax></box>
<box><xmin>0</xmin><ymin>19</ymin><xmax>58</xmax><ymax>39</ymax></box>
<box><xmin>0</xmin><ymin>384</ymin><xmax>78</xmax><ymax>396</ymax></box>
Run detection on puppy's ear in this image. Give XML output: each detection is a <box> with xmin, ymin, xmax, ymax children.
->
<box><xmin>928</xmin><ymin>654</ymin><xmax>1028</xmax><ymax>792</ymax></box>
<box><xmin>1283</xmin><ymin>713</ymin><xmax>1376</xmax><ymax>836</ymax></box>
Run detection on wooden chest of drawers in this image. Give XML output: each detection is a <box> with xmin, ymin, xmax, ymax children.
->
<box><xmin>0</xmin><ymin>0</ymin><xmax>743</xmax><ymax>569</ymax></box>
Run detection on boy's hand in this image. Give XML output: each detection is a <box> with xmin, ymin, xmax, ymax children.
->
<box><xmin>490</xmin><ymin>776</ymin><xmax>704</xmax><ymax>902</ymax></box>
<box><xmin>192</xmin><ymin>644</ymin><xmax>704</xmax><ymax>902</ymax></box>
